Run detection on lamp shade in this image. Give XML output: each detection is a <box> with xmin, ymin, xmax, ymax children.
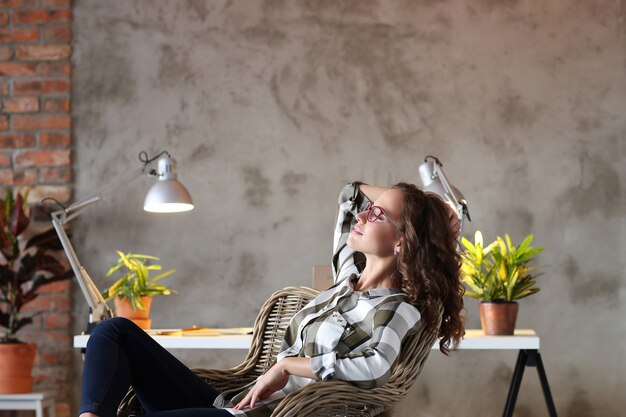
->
<box><xmin>417</xmin><ymin>157</ymin><xmax>465</xmax><ymax>204</ymax></box>
<box><xmin>143</xmin><ymin>155</ymin><xmax>194</xmax><ymax>213</ymax></box>
<box><xmin>417</xmin><ymin>158</ymin><xmax>438</xmax><ymax>189</ymax></box>
<box><xmin>418</xmin><ymin>155</ymin><xmax>471</xmax><ymax>245</ymax></box>
<box><xmin>423</xmin><ymin>181</ymin><xmax>465</xmax><ymax>204</ymax></box>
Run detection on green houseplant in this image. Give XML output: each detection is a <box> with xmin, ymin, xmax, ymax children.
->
<box><xmin>461</xmin><ymin>230</ymin><xmax>544</xmax><ymax>335</ymax></box>
<box><xmin>0</xmin><ymin>188</ymin><xmax>72</xmax><ymax>393</ymax></box>
<box><xmin>101</xmin><ymin>251</ymin><xmax>176</xmax><ymax>329</ymax></box>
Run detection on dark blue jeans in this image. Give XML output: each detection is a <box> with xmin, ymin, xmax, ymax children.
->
<box><xmin>78</xmin><ymin>317</ymin><xmax>232</xmax><ymax>417</ymax></box>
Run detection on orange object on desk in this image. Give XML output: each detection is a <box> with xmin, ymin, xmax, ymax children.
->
<box><xmin>146</xmin><ymin>327</ymin><xmax>254</xmax><ymax>336</ymax></box>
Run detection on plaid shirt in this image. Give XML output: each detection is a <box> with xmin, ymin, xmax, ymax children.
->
<box><xmin>215</xmin><ymin>182</ymin><xmax>422</xmax><ymax>416</ymax></box>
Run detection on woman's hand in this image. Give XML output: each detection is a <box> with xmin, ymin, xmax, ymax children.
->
<box><xmin>359</xmin><ymin>183</ymin><xmax>389</xmax><ymax>203</ymax></box>
<box><xmin>234</xmin><ymin>362</ymin><xmax>290</xmax><ymax>411</ymax></box>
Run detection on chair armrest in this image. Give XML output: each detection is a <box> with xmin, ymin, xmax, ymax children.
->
<box><xmin>271</xmin><ymin>380</ymin><xmax>392</xmax><ymax>417</ymax></box>
<box><xmin>191</xmin><ymin>367</ymin><xmax>258</xmax><ymax>392</ymax></box>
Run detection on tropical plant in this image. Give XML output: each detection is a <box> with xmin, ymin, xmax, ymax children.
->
<box><xmin>461</xmin><ymin>230</ymin><xmax>544</xmax><ymax>302</ymax></box>
<box><xmin>101</xmin><ymin>251</ymin><xmax>176</xmax><ymax>311</ymax></box>
<box><xmin>0</xmin><ymin>188</ymin><xmax>72</xmax><ymax>343</ymax></box>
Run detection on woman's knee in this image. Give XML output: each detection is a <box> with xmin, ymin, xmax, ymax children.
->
<box><xmin>90</xmin><ymin>316</ymin><xmax>138</xmax><ymax>339</ymax></box>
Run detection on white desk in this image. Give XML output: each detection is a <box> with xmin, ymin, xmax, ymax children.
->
<box><xmin>73</xmin><ymin>333</ymin><xmax>252</xmax><ymax>349</ymax></box>
<box><xmin>73</xmin><ymin>328</ymin><xmax>539</xmax><ymax>350</ymax></box>
<box><xmin>73</xmin><ymin>328</ymin><xmax>556</xmax><ymax>417</ymax></box>
<box><xmin>435</xmin><ymin>329</ymin><xmax>539</xmax><ymax>350</ymax></box>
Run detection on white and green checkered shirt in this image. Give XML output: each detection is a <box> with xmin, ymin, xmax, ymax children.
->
<box><xmin>216</xmin><ymin>182</ymin><xmax>422</xmax><ymax>416</ymax></box>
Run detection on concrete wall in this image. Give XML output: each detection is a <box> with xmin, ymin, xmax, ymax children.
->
<box><xmin>71</xmin><ymin>1</ymin><xmax>626</xmax><ymax>416</ymax></box>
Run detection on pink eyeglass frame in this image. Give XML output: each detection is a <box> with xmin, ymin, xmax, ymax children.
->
<box><xmin>362</xmin><ymin>201</ymin><xmax>402</xmax><ymax>230</ymax></box>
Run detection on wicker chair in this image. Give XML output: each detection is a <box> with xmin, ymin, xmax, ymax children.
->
<box><xmin>117</xmin><ymin>286</ymin><xmax>441</xmax><ymax>417</ymax></box>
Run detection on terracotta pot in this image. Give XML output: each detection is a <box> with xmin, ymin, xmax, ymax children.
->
<box><xmin>114</xmin><ymin>296</ymin><xmax>153</xmax><ymax>329</ymax></box>
<box><xmin>0</xmin><ymin>342</ymin><xmax>37</xmax><ymax>393</ymax></box>
<box><xmin>479</xmin><ymin>302</ymin><xmax>519</xmax><ymax>335</ymax></box>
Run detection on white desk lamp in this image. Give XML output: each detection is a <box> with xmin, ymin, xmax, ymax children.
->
<box><xmin>418</xmin><ymin>155</ymin><xmax>471</xmax><ymax>244</ymax></box>
<box><xmin>45</xmin><ymin>150</ymin><xmax>194</xmax><ymax>333</ymax></box>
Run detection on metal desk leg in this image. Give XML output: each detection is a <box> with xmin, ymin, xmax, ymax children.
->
<box><xmin>531</xmin><ymin>350</ymin><xmax>558</xmax><ymax>417</ymax></box>
<box><xmin>502</xmin><ymin>349</ymin><xmax>558</xmax><ymax>417</ymax></box>
<box><xmin>503</xmin><ymin>350</ymin><xmax>527</xmax><ymax>417</ymax></box>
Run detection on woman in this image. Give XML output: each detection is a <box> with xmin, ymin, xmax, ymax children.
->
<box><xmin>78</xmin><ymin>181</ymin><xmax>465</xmax><ymax>417</ymax></box>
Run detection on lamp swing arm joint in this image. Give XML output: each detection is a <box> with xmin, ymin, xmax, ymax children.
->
<box><xmin>53</xmin><ymin>196</ymin><xmax>103</xmax><ymax>224</ymax></box>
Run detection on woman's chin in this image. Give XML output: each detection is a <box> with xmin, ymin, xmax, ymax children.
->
<box><xmin>346</xmin><ymin>238</ymin><xmax>363</xmax><ymax>252</ymax></box>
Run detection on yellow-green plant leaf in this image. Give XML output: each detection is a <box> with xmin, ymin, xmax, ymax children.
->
<box><xmin>105</xmin><ymin>262</ymin><xmax>124</xmax><ymax>277</ymax></box>
<box><xmin>484</xmin><ymin>241</ymin><xmax>496</xmax><ymax>254</ymax></box>
<box><xmin>150</xmin><ymin>269</ymin><xmax>175</xmax><ymax>282</ymax></box>
<box><xmin>117</xmin><ymin>251</ymin><xmax>134</xmax><ymax>270</ymax></box>
<box><xmin>145</xmin><ymin>265</ymin><xmax>162</xmax><ymax>271</ymax></box>
<box><xmin>474</xmin><ymin>230</ymin><xmax>483</xmax><ymax>247</ymax></box>
<box><xmin>498</xmin><ymin>262</ymin><xmax>507</xmax><ymax>281</ymax></box>
<box><xmin>496</xmin><ymin>238</ymin><xmax>506</xmax><ymax>256</ymax></box>
<box><xmin>128</xmin><ymin>253</ymin><xmax>160</xmax><ymax>261</ymax></box>
<box><xmin>505</xmin><ymin>234</ymin><xmax>513</xmax><ymax>251</ymax></box>
<box><xmin>462</xmin><ymin>275</ymin><xmax>481</xmax><ymax>292</ymax></box>
<box><xmin>461</xmin><ymin>236</ymin><xmax>475</xmax><ymax>253</ymax></box>
<box><xmin>517</xmin><ymin>234</ymin><xmax>533</xmax><ymax>254</ymax></box>
<box><xmin>461</xmin><ymin>263</ymin><xmax>477</xmax><ymax>276</ymax></box>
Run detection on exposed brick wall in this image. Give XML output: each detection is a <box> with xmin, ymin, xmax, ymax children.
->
<box><xmin>0</xmin><ymin>0</ymin><xmax>72</xmax><ymax>416</ymax></box>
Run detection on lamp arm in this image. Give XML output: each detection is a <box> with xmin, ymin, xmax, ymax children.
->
<box><xmin>62</xmin><ymin>196</ymin><xmax>102</xmax><ymax>223</ymax></box>
<box><xmin>432</xmin><ymin>162</ymin><xmax>462</xmax><ymax>216</ymax></box>
<box><xmin>51</xmin><ymin>209</ymin><xmax>112</xmax><ymax>333</ymax></box>
<box><xmin>47</xmin><ymin>165</ymin><xmax>151</xmax><ymax>333</ymax></box>
<box><xmin>431</xmin><ymin>162</ymin><xmax>469</xmax><ymax>252</ymax></box>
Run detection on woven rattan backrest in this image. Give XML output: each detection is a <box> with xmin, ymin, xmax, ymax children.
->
<box><xmin>382</xmin><ymin>303</ymin><xmax>443</xmax><ymax>396</ymax></box>
<box><xmin>242</xmin><ymin>286</ymin><xmax>320</xmax><ymax>376</ymax></box>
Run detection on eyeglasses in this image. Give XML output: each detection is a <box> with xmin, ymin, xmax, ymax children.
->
<box><xmin>362</xmin><ymin>202</ymin><xmax>402</xmax><ymax>230</ymax></box>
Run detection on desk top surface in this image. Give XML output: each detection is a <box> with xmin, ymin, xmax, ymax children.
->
<box><xmin>0</xmin><ymin>391</ymin><xmax>56</xmax><ymax>400</ymax></box>
<box><xmin>74</xmin><ymin>329</ymin><xmax>539</xmax><ymax>350</ymax></box>
<box><xmin>443</xmin><ymin>329</ymin><xmax>539</xmax><ymax>349</ymax></box>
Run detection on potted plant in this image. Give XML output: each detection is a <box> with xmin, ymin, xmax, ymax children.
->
<box><xmin>101</xmin><ymin>251</ymin><xmax>176</xmax><ymax>329</ymax></box>
<box><xmin>461</xmin><ymin>231</ymin><xmax>544</xmax><ymax>335</ymax></box>
<box><xmin>0</xmin><ymin>188</ymin><xmax>72</xmax><ymax>393</ymax></box>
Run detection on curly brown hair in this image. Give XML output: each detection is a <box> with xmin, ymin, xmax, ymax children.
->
<box><xmin>391</xmin><ymin>182</ymin><xmax>465</xmax><ymax>355</ymax></box>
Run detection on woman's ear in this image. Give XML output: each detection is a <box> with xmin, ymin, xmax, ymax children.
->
<box><xmin>393</xmin><ymin>238</ymin><xmax>403</xmax><ymax>256</ymax></box>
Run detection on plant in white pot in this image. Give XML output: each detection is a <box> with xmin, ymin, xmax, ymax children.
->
<box><xmin>0</xmin><ymin>188</ymin><xmax>72</xmax><ymax>393</ymax></box>
<box><xmin>101</xmin><ymin>251</ymin><xmax>176</xmax><ymax>329</ymax></box>
<box><xmin>461</xmin><ymin>231</ymin><xmax>544</xmax><ymax>335</ymax></box>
